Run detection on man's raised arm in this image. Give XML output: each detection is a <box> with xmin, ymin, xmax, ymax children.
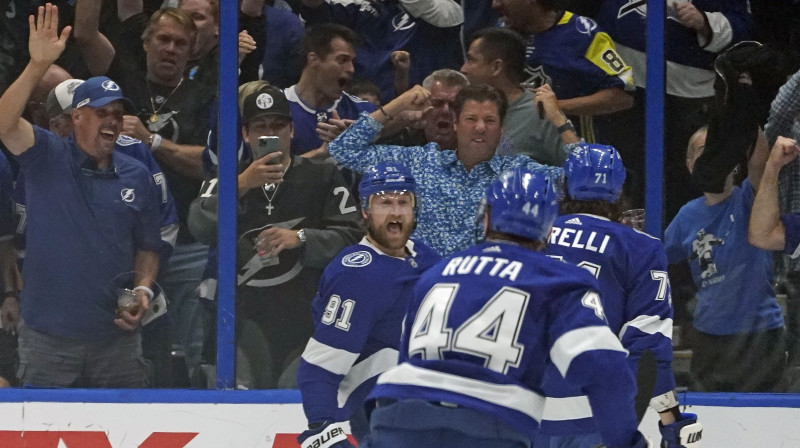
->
<box><xmin>73</xmin><ymin>0</ymin><xmax>116</xmax><ymax>76</ymax></box>
<box><xmin>749</xmin><ymin>136</ymin><xmax>800</xmax><ymax>251</ymax></box>
<box><xmin>0</xmin><ymin>4</ymin><xmax>70</xmax><ymax>155</ymax></box>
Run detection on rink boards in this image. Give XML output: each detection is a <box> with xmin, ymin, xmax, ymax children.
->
<box><xmin>0</xmin><ymin>389</ymin><xmax>796</xmax><ymax>447</ymax></box>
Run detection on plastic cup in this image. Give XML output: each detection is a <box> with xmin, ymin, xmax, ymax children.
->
<box><xmin>116</xmin><ymin>288</ymin><xmax>141</xmax><ymax>317</ymax></box>
<box><xmin>621</xmin><ymin>208</ymin><xmax>646</xmax><ymax>231</ymax></box>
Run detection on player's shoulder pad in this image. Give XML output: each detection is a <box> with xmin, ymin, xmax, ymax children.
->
<box><xmin>116</xmin><ymin>134</ymin><xmax>143</xmax><ymax>147</ymax></box>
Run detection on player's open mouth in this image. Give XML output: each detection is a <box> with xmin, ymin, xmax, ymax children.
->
<box><xmin>437</xmin><ymin>121</ymin><xmax>450</xmax><ymax>129</ymax></box>
<box><xmin>338</xmin><ymin>78</ymin><xmax>348</xmax><ymax>89</ymax></box>
<box><xmin>388</xmin><ymin>221</ymin><xmax>402</xmax><ymax>233</ymax></box>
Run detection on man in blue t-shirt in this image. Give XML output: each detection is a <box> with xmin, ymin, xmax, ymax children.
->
<box><xmin>665</xmin><ymin>127</ymin><xmax>786</xmax><ymax>392</ymax></box>
<box><xmin>363</xmin><ymin>168</ymin><xmax>648</xmax><ymax>448</ymax></box>
<box><xmin>296</xmin><ymin>163</ymin><xmax>440</xmax><ymax>448</ymax></box>
<box><xmin>0</xmin><ymin>5</ymin><xmax>161</xmax><ymax>388</ymax></box>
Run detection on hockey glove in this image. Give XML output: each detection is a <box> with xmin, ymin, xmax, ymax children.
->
<box><xmin>297</xmin><ymin>421</ymin><xmax>356</xmax><ymax>448</ymax></box>
<box><xmin>659</xmin><ymin>413</ymin><xmax>702</xmax><ymax>448</ymax></box>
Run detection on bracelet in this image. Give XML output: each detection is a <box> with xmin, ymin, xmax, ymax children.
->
<box><xmin>148</xmin><ymin>133</ymin><xmax>163</xmax><ymax>152</ymax></box>
<box><xmin>132</xmin><ymin>286</ymin><xmax>154</xmax><ymax>300</ymax></box>
<box><xmin>378</xmin><ymin>106</ymin><xmax>393</xmax><ymax>121</ymax></box>
<box><xmin>556</xmin><ymin>119</ymin><xmax>576</xmax><ymax>135</ymax></box>
<box><xmin>1</xmin><ymin>291</ymin><xmax>18</xmax><ymax>306</ymax></box>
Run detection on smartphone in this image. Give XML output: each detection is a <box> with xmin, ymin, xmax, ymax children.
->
<box><xmin>255</xmin><ymin>136</ymin><xmax>280</xmax><ymax>163</ymax></box>
<box><xmin>521</xmin><ymin>80</ymin><xmax>545</xmax><ymax>120</ymax></box>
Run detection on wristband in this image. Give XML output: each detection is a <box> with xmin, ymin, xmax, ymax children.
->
<box><xmin>132</xmin><ymin>286</ymin><xmax>154</xmax><ymax>300</ymax></box>
<box><xmin>1</xmin><ymin>291</ymin><xmax>17</xmax><ymax>306</ymax></box>
<box><xmin>378</xmin><ymin>106</ymin><xmax>393</xmax><ymax>121</ymax></box>
<box><xmin>650</xmin><ymin>390</ymin><xmax>679</xmax><ymax>412</ymax></box>
<box><xmin>148</xmin><ymin>133</ymin><xmax>163</xmax><ymax>152</ymax></box>
<box><xmin>556</xmin><ymin>119</ymin><xmax>575</xmax><ymax>135</ymax></box>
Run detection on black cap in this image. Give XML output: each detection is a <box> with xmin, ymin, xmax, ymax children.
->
<box><xmin>241</xmin><ymin>86</ymin><xmax>291</xmax><ymax>123</ymax></box>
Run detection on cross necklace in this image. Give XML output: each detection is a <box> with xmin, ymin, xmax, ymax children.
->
<box><xmin>146</xmin><ymin>78</ymin><xmax>184</xmax><ymax>124</ymax></box>
<box><xmin>261</xmin><ymin>161</ymin><xmax>290</xmax><ymax>216</ymax></box>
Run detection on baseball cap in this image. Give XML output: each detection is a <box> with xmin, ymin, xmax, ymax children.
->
<box><xmin>72</xmin><ymin>76</ymin><xmax>134</xmax><ymax>112</ymax></box>
<box><xmin>240</xmin><ymin>86</ymin><xmax>291</xmax><ymax>123</ymax></box>
<box><xmin>46</xmin><ymin>79</ymin><xmax>85</xmax><ymax>118</ymax></box>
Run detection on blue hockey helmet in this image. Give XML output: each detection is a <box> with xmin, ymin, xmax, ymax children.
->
<box><xmin>485</xmin><ymin>168</ymin><xmax>559</xmax><ymax>242</ymax></box>
<box><xmin>359</xmin><ymin>162</ymin><xmax>417</xmax><ymax>209</ymax></box>
<box><xmin>564</xmin><ymin>143</ymin><xmax>626</xmax><ymax>202</ymax></box>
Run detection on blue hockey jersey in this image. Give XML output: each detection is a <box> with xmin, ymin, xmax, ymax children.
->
<box><xmin>543</xmin><ymin>213</ymin><xmax>675</xmax><ymax>435</ymax></box>
<box><xmin>284</xmin><ymin>86</ymin><xmax>376</xmax><ymax>156</ymax></box>
<box><xmin>595</xmin><ymin>0</ymin><xmax>752</xmax><ymax>72</ymax></box>
<box><xmin>297</xmin><ymin>237</ymin><xmax>440</xmax><ymax>425</ymax></box>
<box><xmin>595</xmin><ymin>0</ymin><xmax>752</xmax><ymax>97</ymax></box>
<box><xmin>299</xmin><ymin>0</ymin><xmax>462</xmax><ymax>103</ymax></box>
<box><xmin>370</xmin><ymin>241</ymin><xmax>641</xmax><ymax>447</ymax></box>
<box><xmin>521</xmin><ymin>11</ymin><xmax>633</xmax><ymax>101</ymax></box>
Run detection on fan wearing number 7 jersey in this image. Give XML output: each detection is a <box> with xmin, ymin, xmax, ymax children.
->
<box><xmin>542</xmin><ymin>143</ymin><xmax>702</xmax><ymax>448</ymax></box>
<box><xmin>361</xmin><ymin>168</ymin><xmax>649</xmax><ymax>448</ymax></box>
<box><xmin>296</xmin><ymin>163</ymin><xmax>441</xmax><ymax>448</ymax></box>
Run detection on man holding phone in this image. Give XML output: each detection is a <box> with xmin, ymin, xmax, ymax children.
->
<box><xmin>188</xmin><ymin>85</ymin><xmax>363</xmax><ymax>388</ymax></box>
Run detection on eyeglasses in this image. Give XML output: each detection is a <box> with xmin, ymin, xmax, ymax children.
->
<box><xmin>430</xmin><ymin>98</ymin><xmax>456</xmax><ymax>109</ymax></box>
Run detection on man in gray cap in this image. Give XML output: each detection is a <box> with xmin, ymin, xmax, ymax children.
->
<box><xmin>188</xmin><ymin>85</ymin><xmax>362</xmax><ymax>388</ymax></box>
<box><xmin>45</xmin><ymin>78</ymin><xmax>84</xmax><ymax>137</ymax></box>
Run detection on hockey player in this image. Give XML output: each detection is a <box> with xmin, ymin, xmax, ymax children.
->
<box><xmin>541</xmin><ymin>143</ymin><xmax>702</xmax><ymax>448</ymax></box>
<box><xmin>362</xmin><ymin>168</ymin><xmax>649</xmax><ymax>448</ymax></box>
<box><xmin>296</xmin><ymin>163</ymin><xmax>440</xmax><ymax>448</ymax></box>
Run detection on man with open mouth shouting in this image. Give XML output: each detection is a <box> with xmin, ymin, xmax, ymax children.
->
<box><xmin>0</xmin><ymin>4</ymin><xmax>161</xmax><ymax>388</ymax></box>
<box><xmin>329</xmin><ymin>83</ymin><xmax>577</xmax><ymax>256</ymax></box>
<box><xmin>296</xmin><ymin>162</ymin><xmax>440</xmax><ymax>448</ymax></box>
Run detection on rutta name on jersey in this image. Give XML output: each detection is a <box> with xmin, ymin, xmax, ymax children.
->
<box><xmin>549</xmin><ymin>226</ymin><xmax>611</xmax><ymax>254</ymax></box>
<box><xmin>441</xmin><ymin>256</ymin><xmax>523</xmax><ymax>281</ymax></box>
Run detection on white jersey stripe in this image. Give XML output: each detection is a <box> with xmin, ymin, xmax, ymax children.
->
<box><xmin>285</xmin><ymin>85</ymin><xmax>342</xmax><ymax>114</ymax></box>
<box><xmin>301</xmin><ymin>338</ymin><xmax>359</xmax><ymax>375</ymax></box>
<box><xmin>541</xmin><ymin>395</ymin><xmax>593</xmax><ymax>421</ymax></box>
<box><xmin>790</xmin><ymin>241</ymin><xmax>800</xmax><ymax>260</ymax></box>
<box><xmin>618</xmin><ymin>314</ymin><xmax>673</xmax><ymax>340</ymax></box>
<box><xmin>550</xmin><ymin>326</ymin><xmax>627</xmax><ymax>377</ymax></box>
<box><xmin>337</xmin><ymin>348</ymin><xmax>398</xmax><ymax>407</ymax></box>
<box><xmin>377</xmin><ymin>363</ymin><xmax>545</xmax><ymax>422</ymax></box>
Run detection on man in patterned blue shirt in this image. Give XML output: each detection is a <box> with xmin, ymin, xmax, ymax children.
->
<box><xmin>328</xmin><ymin>84</ymin><xmax>578</xmax><ymax>255</ymax></box>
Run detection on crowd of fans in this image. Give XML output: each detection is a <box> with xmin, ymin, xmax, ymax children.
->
<box><xmin>0</xmin><ymin>0</ymin><xmax>799</xmax><ymax>397</ymax></box>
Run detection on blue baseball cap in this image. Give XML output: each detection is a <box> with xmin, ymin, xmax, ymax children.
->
<box><xmin>72</xmin><ymin>76</ymin><xmax>133</xmax><ymax>112</ymax></box>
